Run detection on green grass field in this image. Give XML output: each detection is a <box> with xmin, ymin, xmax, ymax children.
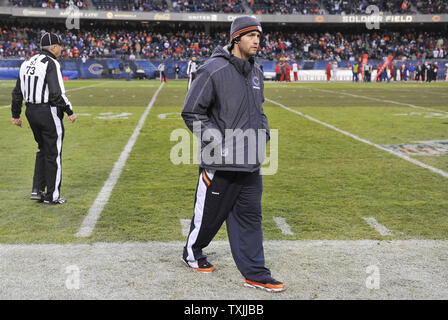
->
<box><xmin>1</xmin><ymin>79</ymin><xmax>447</xmax><ymax>244</ymax></box>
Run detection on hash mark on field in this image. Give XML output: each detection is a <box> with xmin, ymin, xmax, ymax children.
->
<box><xmin>180</xmin><ymin>219</ymin><xmax>191</xmax><ymax>236</ymax></box>
<box><xmin>273</xmin><ymin>217</ymin><xmax>294</xmax><ymax>235</ymax></box>
<box><xmin>363</xmin><ymin>217</ymin><xmax>394</xmax><ymax>236</ymax></box>
<box><xmin>76</xmin><ymin>82</ymin><xmax>165</xmax><ymax>238</ymax></box>
<box><xmin>266</xmin><ymin>98</ymin><xmax>448</xmax><ymax>179</ymax></box>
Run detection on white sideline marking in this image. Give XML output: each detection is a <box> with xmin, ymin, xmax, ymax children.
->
<box><xmin>309</xmin><ymin>87</ymin><xmax>448</xmax><ymax>115</ymax></box>
<box><xmin>66</xmin><ymin>82</ymin><xmax>107</xmax><ymax>92</ymax></box>
<box><xmin>180</xmin><ymin>219</ymin><xmax>191</xmax><ymax>236</ymax></box>
<box><xmin>266</xmin><ymin>98</ymin><xmax>448</xmax><ymax>179</ymax></box>
<box><xmin>363</xmin><ymin>217</ymin><xmax>394</xmax><ymax>236</ymax></box>
<box><xmin>273</xmin><ymin>217</ymin><xmax>294</xmax><ymax>235</ymax></box>
<box><xmin>76</xmin><ymin>82</ymin><xmax>165</xmax><ymax>237</ymax></box>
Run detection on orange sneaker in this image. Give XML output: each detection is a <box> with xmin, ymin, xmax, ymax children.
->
<box><xmin>182</xmin><ymin>257</ymin><xmax>215</xmax><ymax>273</ymax></box>
<box><xmin>244</xmin><ymin>278</ymin><xmax>286</xmax><ymax>292</ymax></box>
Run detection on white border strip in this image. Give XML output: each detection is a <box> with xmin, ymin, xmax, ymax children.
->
<box><xmin>76</xmin><ymin>82</ymin><xmax>164</xmax><ymax>237</ymax></box>
<box><xmin>363</xmin><ymin>217</ymin><xmax>394</xmax><ymax>236</ymax></box>
<box><xmin>266</xmin><ymin>98</ymin><xmax>448</xmax><ymax>179</ymax></box>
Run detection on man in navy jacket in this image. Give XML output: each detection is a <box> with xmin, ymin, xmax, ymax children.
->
<box><xmin>181</xmin><ymin>16</ymin><xmax>285</xmax><ymax>292</ymax></box>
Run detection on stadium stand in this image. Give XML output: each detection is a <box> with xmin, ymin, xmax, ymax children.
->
<box><xmin>9</xmin><ymin>0</ymin><xmax>88</xmax><ymax>9</ymax></box>
<box><xmin>322</xmin><ymin>0</ymin><xmax>413</xmax><ymax>15</ymax></box>
<box><xmin>92</xmin><ymin>0</ymin><xmax>168</xmax><ymax>12</ymax></box>
<box><xmin>5</xmin><ymin>0</ymin><xmax>448</xmax><ymax>14</ymax></box>
<box><xmin>1</xmin><ymin>24</ymin><xmax>446</xmax><ymax>63</ymax></box>
<box><xmin>249</xmin><ymin>0</ymin><xmax>323</xmax><ymax>15</ymax></box>
<box><xmin>171</xmin><ymin>0</ymin><xmax>245</xmax><ymax>13</ymax></box>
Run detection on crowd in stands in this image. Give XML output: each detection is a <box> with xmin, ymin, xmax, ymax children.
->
<box><xmin>250</xmin><ymin>0</ymin><xmax>323</xmax><ymax>14</ymax></box>
<box><xmin>411</xmin><ymin>0</ymin><xmax>448</xmax><ymax>14</ymax></box>
<box><xmin>9</xmin><ymin>0</ymin><xmax>88</xmax><ymax>10</ymax></box>
<box><xmin>172</xmin><ymin>0</ymin><xmax>245</xmax><ymax>13</ymax></box>
<box><xmin>92</xmin><ymin>0</ymin><xmax>168</xmax><ymax>12</ymax></box>
<box><xmin>323</xmin><ymin>0</ymin><xmax>412</xmax><ymax>15</ymax></box>
<box><xmin>1</xmin><ymin>25</ymin><xmax>447</xmax><ymax>63</ymax></box>
<box><xmin>6</xmin><ymin>0</ymin><xmax>448</xmax><ymax>14</ymax></box>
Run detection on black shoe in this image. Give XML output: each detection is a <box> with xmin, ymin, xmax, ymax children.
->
<box><xmin>182</xmin><ymin>257</ymin><xmax>215</xmax><ymax>273</ymax></box>
<box><xmin>43</xmin><ymin>198</ymin><xmax>67</xmax><ymax>205</ymax></box>
<box><xmin>30</xmin><ymin>190</ymin><xmax>45</xmax><ymax>201</ymax></box>
<box><xmin>244</xmin><ymin>278</ymin><xmax>286</xmax><ymax>292</ymax></box>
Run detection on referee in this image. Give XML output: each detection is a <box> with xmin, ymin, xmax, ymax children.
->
<box><xmin>186</xmin><ymin>56</ymin><xmax>198</xmax><ymax>90</ymax></box>
<box><xmin>11</xmin><ymin>32</ymin><xmax>77</xmax><ymax>205</ymax></box>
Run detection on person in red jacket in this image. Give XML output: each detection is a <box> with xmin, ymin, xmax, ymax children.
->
<box><xmin>275</xmin><ymin>62</ymin><xmax>281</xmax><ymax>81</ymax></box>
<box><xmin>285</xmin><ymin>62</ymin><xmax>292</xmax><ymax>82</ymax></box>
<box><xmin>326</xmin><ymin>62</ymin><xmax>332</xmax><ymax>82</ymax></box>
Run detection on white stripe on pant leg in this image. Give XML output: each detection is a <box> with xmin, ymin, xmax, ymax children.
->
<box><xmin>187</xmin><ymin>76</ymin><xmax>192</xmax><ymax>90</ymax></box>
<box><xmin>185</xmin><ymin>169</ymin><xmax>215</xmax><ymax>267</ymax></box>
<box><xmin>50</xmin><ymin>107</ymin><xmax>63</xmax><ymax>201</ymax></box>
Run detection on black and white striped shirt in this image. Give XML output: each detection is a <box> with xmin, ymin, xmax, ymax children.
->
<box><xmin>11</xmin><ymin>50</ymin><xmax>73</xmax><ymax>118</ymax></box>
<box><xmin>187</xmin><ymin>60</ymin><xmax>197</xmax><ymax>75</ymax></box>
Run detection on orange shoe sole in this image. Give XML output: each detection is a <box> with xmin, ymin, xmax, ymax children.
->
<box><xmin>244</xmin><ymin>279</ymin><xmax>286</xmax><ymax>292</ymax></box>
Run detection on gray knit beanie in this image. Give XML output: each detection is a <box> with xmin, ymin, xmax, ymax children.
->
<box><xmin>230</xmin><ymin>15</ymin><xmax>262</xmax><ymax>43</ymax></box>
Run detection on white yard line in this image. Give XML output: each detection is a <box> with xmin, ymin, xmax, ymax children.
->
<box><xmin>76</xmin><ymin>82</ymin><xmax>164</xmax><ymax>238</ymax></box>
<box><xmin>273</xmin><ymin>217</ymin><xmax>294</xmax><ymax>235</ymax></box>
<box><xmin>65</xmin><ymin>81</ymin><xmax>107</xmax><ymax>92</ymax></box>
<box><xmin>266</xmin><ymin>98</ymin><xmax>448</xmax><ymax>179</ymax></box>
<box><xmin>363</xmin><ymin>217</ymin><xmax>394</xmax><ymax>236</ymax></box>
<box><xmin>309</xmin><ymin>87</ymin><xmax>448</xmax><ymax>115</ymax></box>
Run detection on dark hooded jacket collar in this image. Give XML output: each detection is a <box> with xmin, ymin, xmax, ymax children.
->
<box><xmin>211</xmin><ymin>45</ymin><xmax>254</xmax><ymax>77</ymax></box>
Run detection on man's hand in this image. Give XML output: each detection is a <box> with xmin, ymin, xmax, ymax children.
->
<box><xmin>68</xmin><ymin>114</ymin><xmax>77</xmax><ymax>123</ymax></box>
<box><xmin>11</xmin><ymin>118</ymin><xmax>22</xmax><ymax>127</ymax></box>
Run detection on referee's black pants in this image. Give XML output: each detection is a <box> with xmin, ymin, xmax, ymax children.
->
<box><xmin>25</xmin><ymin>104</ymin><xmax>64</xmax><ymax>202</ymax></box>
<box><xmin>183</xmin><ymin>168</ymin><xmax>273</xmax><ymax>282</ymax></box>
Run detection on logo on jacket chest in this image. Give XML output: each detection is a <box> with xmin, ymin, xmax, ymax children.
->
<box><xmin>252</xmin><ymin>75</ymin><xmax>260</xmax><ymax>90</ymax></box>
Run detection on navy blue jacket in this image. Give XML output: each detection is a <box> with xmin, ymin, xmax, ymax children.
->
<box><xmin>182</xmin><ymin>45</ymin><xmax>270</xmax><ymax>172</ymax></box>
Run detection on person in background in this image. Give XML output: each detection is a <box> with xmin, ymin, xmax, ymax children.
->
<box><xmin>326</xmin><ymin>61</ymin><xmax>332</xmax><ymax>82</ymax></box>
<box><xmin>275</xmin><ymin>61</ymin><xmax>281</xmax><ymax>81</ymax></box>
<box><xmin>292</xmin><ymin>60</ymin><xmax>299</xmax><ymax>81</ymax></box>
<box><xmin>285</xmin><ymin>61</ymin><xmax>292</xmax><ymax>82</ymax></box>
<box><xmin>352</xmin><ymin>62</ymin><xmax>359</xmax><ymax>82</ymax></box>
<box><xmin>125</xmin><ymin>64</ymin><xmax>132</xmax><ymax>81</ymax></box>
<box><xmin>135</xmin><ymin>65</ymin><xmax>146</xmax><ymax>80</ymax></box>
<box><xmin>158</xmin><ymin>61</ymin><xmax>167</xmax><ymax>82</ymax></box>
<box><xmin>175</xmin><ymin>63</ymin><xmax>180</xmax><ymax>80</ymax></box>
<box><xmin>187</xmin><ymin>56</ymin><xmax>198</xmax><ymax>89</ymax></box>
